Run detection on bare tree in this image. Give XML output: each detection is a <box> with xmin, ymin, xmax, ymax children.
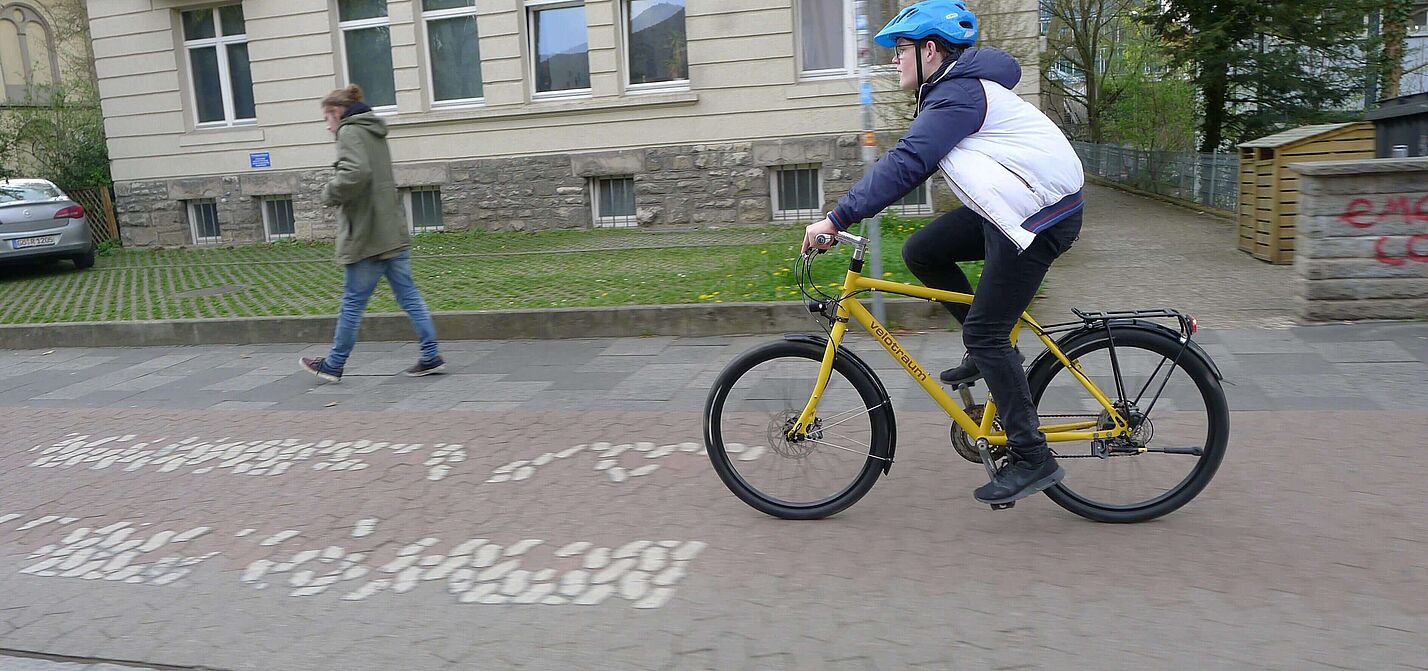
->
<box><xmin>1040</xmin><ymin>0</ymin><xmax>1139</xmax><ymax>142</ymax></box>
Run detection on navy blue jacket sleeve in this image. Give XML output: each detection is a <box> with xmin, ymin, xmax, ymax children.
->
<box><xmin>828</xmin><ymin>79</ymin><xmax>987</xmax><ymax>230</ymax></box>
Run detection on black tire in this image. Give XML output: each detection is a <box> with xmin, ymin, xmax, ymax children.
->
<box><xmin>703</xmin><ymin>340</ymin><xmax>893</xmax><ymax>520</ymax></box>
<box><xmin>1028</xmin><ymin>327</ymin><xmax>1229</xmax><ymax>523</ymax></box>
<box><xmin>73</xmin><ymin>247</ymin><xmax>96</xmax><ymax>269</ymax></box>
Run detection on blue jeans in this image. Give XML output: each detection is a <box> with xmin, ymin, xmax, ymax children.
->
<box><xmin>325</xmin><ymin>250</ymin><xmax>440</xmax><ymax>370</ymax></box>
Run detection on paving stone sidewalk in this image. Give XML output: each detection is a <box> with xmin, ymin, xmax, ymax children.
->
<box><xmin>0</xmin><ymin>322</ymin><xmax>1426</xmax><ymax>670</ymax></box>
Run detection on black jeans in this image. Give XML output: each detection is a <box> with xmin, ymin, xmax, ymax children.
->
<box><xmin>902</xmin><ymin>206</ymin><xmax>1082</xmax><ymax>462</ymax></box>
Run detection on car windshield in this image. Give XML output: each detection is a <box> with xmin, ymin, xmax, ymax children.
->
<box><xmin>0</xmin><ymin>183</ymin><xmax>63</xmax><ymax>204</ymax></box>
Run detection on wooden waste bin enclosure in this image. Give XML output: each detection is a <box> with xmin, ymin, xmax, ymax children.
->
<box><xmin>1237</xmin><ymin>122</ymin><xmax>1375</xmax><ymax>264</ymax></box>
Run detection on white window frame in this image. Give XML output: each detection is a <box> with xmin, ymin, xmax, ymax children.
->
<box><xmin>621</xmin><ymin>0</ymin><xmax>689</xmax><ymax>94</ymax></box>
<box><xmin>404</xmin><ymin>187</ymin><xmax>446</xmax><ymax>233</ymax></box>
<box><xmin>796</xmin><ymin>0</ymin><xmax>856</xmax><ymax>79</ymax></box>
<box><xmin>591</xmin><ymin>176</ymin><xmax>638</xmax><ymax>228</ymax></box>
<box><xmin>181</xmin><ymin>5</ymin><xmax>256</xmax><ymax>128</ymax></box>
<box><xmin>771</xmin><ymin>164</ymin><xmax>824</xmax><ymax>221</ymax></box>
<box><xmin>527</xmin><ymin>0</ymin><xmax>593</xmax><ymax>101</ymax></box>
<box><xmin>337</xmin><ymin>2</ymin><xmax>398</xmax><ymax>113</ymax></box>
<box><xmin>891</xmin><ymin>180</ymin><xmax>933</xmax><ymax>216</ymax></box>
<box><xmin>261</xmin><ymin>196</ymin><xmax>296</xmax><ymax>242</ymax></box>
<box><xmin>187</xmin><ymin>199</ymin><xmax>222</xmax><ymax>245</ymax></box>
<box><xmin>422</xmin><ymin>0</ymin><xmax>485</xmax><ymax>108</ymax></box>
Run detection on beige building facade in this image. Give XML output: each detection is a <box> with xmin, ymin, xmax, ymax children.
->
<box><xmin>86</xmin><ymin>0</ymin><xmax>1039</xmax><ymax>247</ymax></box>
<box><xmin>2</xmin><ymin>0</ymin><xmax>96</xmax><ymax>174</ymax></box>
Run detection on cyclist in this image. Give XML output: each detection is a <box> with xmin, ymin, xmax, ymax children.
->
<box><xmin>801</xmin><ymin>0</ymin><xmax>1085</xmax><ymax>506</ymax></box>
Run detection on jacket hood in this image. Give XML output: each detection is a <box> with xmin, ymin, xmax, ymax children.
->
<box><xmin>940</xmin><ymin>47</ymin><xmax>1020</xmax><ymax>90</ymax></box>
<box><xmin>339</xmin><ymin>111</ymin><xmax>388</xmax><ymax>138</ymax></box>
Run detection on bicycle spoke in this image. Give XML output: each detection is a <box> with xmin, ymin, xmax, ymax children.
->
<box><xmin>818</xmin><ymin>401</ymin><xmax>886</xmax><ymax>431</ymax></box>
<box><xmin>805</xmin><ymin>437</ymin><xmax>886</xmax><ymax>462</ymax></box>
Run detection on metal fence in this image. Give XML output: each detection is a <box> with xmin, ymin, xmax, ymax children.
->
<box><xmin>1071</xmin><ymin>141</ymin><xmax>1239</xmax><ymax>213</ymax></box>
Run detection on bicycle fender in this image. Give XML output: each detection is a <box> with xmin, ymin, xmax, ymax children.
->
<box><xmin>782</xmin><ymin>333</ymin><xmax>898</xmax><ymax>473</ymax></box>
<box><xmin>1029</xmin><ymin>321</ymin><xmax>1224</xmax><ymax>381</ymax></box>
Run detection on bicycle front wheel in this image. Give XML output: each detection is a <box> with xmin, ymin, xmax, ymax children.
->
<box><xmin>703</xmin><ymin>340</ymin><xmax>893</xmax><ymax>520</ymax></box>
<box><xmin>1028</xmin><ymin>327</ymin><xmax>1229</xmax><ymax>523</ymax></box>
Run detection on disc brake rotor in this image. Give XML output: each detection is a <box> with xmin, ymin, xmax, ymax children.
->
<box><xmin>768</xmin><ymin>415</ymin><xmax>818</xmax><ymax>459</ymax></box>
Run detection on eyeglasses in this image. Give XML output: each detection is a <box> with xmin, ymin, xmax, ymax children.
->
<box><xmin>892</xmin><ymin>43</ymin><xmax>917</xmax><ymax>63</ymax></box>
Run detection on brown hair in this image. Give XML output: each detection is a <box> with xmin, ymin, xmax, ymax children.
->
<box><xmin>321</xmin><ymin>84</ymin><xmax>364</xmax><ymax>110</ymax></box>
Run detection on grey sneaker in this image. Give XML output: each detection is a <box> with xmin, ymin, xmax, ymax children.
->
<box><xmin>404</xmin><ymin>356</ymin><xmax>448</xmax><ymax>377</ymax></box>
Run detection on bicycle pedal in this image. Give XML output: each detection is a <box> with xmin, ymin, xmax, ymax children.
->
<box><xmin>990</xmin><ymin>502</ymin><xmax>1015</xmax><ymax>510</ymax></box>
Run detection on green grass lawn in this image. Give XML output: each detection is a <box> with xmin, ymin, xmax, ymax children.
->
<box><xmin>0</xmin><ymin>216</ymin><xmax>982</xmax><ymax>324</ymax></box>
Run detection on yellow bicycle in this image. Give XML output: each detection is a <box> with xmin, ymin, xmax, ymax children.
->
<box><xmin>703</xmin><ymin>230</ymin><xmax>1229</xmax><ymax>523</ymax></box>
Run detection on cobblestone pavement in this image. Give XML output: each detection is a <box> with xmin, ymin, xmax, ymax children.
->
<box><xmin>1039</xmin><ymin>185</ymin><xmax>1300</xmax><ymax>329</ymax></box>
<box><xmin>2</xmin><ymin>322</ymin><xmax>1426</xmax><ymax>670</ymax></box>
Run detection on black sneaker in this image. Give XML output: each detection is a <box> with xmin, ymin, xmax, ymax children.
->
<box><xmin>300</xmin><ymin>356</ymin><xmax>343</xmax><ymax>383</ymax></box>
<box><xmin>938</xmin><ymin>349</ymin><xmax>1026</xmax><ymax>386</ymax></box>
<box><xmin>404</xmin><ymin>356</ymin><xmax>448</xmax><ymax>377</ymax></box>
<box><xmin>973</xmin><ymin>456</ymin><xmax>1065</xmax><ymax>505</ymax></box>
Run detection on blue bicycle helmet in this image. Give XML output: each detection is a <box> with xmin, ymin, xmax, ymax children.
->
<box><xmin>874</xmin><ymin>0</ymin><xmax>979</xmax><ymax>49</ymax></box>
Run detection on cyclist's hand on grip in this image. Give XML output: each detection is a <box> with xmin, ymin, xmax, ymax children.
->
<box><xmin>802</xmin><ymin>218</ymin><xmax>839</xmax><ymax>256</ymax></box>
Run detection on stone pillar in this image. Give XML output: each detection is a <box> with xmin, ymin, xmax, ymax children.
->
<box><xmin>1291</xmin><ymin>158</ymin><xmax>1428</xmax><ymax>320</ymax></box>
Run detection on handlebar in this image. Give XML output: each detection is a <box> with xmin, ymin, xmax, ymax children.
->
<box><xmin>808</xmin><ymin>230</ymin><xmax>869</xmax><ymax>253</ymax></box>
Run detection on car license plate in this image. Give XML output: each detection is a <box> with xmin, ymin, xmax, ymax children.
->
<box><xmin>11</xmin><ymin>235</ymin><xmax>60</xmax><ymax>250</ymax></box>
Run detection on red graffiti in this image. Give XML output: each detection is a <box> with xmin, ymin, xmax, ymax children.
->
<box><xmin>1335</xmin><ymin>195</ymin><xmax>1428</xmax><ymax>265</ymax></box>
<box><xmin>1374</xmin><ymin>234</ymin><xmax>1428</xmax><ymax>267</ymax></box>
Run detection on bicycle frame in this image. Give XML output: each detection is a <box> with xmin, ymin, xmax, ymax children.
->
<box><xmin>792</xmin><ymin>250</ymin><xmax>1132</xmax><ymax>447</ymax></box>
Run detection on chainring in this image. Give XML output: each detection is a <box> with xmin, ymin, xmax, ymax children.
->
<box><xmin>950</xmin><ymin>404</ymin><xmax>1006</xmax><ymax>464</ymax></box>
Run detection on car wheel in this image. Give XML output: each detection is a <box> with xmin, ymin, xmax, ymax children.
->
<box><xmin>73</xmin><ymin>248</ymin><xmax>96</xmax><ymax>270</ymax></box>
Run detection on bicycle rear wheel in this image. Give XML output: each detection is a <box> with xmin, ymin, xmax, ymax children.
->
<box><xmin>1027</xmin><ymin>327</ymin><xmax>1229</xmax><ymax>523</ymax></box>
<box><xmin>703</xmin><ymin>340</ymin><xmax>893</xmax><ymax>520</ymax></box>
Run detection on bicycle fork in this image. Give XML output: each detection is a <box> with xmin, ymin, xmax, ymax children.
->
<box><xmin>787</xmin><ymin>307</ymin><xmax>852</xmax><ymax>441</ymax></box>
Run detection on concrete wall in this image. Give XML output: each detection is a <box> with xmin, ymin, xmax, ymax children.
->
<box><xmin>1291</xmin><ymin>157</ymin><xmax>1428</xmax><ymax>320</ymax></box>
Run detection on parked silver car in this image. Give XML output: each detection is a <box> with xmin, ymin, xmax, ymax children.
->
<box><xmin>0</xmin><ymin>178</ymin><xmax>97</xmax><ymax>269</ymax></box>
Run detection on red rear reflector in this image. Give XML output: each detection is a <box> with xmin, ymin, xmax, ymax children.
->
<box><xmin>1189</xmin><ymin>316</ymin><xmax>1199</xmax><ymax>334</ymax></box>
<box><xmin>54</xmin><ymin>205</ymin><xmax>85</xmax><ymax>219</ymax></box>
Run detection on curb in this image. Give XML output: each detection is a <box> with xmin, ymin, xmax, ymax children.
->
<box><xmin>0</xmin><ymin>299</ymin><xmax>955</xmax><ymax>348</ymax></box>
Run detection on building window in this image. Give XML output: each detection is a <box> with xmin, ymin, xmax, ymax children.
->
<box><xmin>404</xmin><ymin>187</ymin><xmax>445</xmax><ymax>232</ymax></box>
<box><xmin>1411</xmin><ymin>5</ymin><xmax>1428</xmax><ymax>37</ymax></box>
<box><xmin>262</xmin><ymin>197</ymin><xmax>296</xmax><ymax>241</ymax></box>
<box><xmin>592</xmin><ymin>177</ymin><xmax>637</xmax><ymax>228</ymax></box>
<box><xmin>337</xmin><ymin>0</ymin><xmax>397</xmax><ymax>109</ymax></box>
<box><xmin>891</xmin><ymin>181</ymin><xmax>932</xmax><ymax>216</ymax></box>
<box><xmin>772</xmin><ymin>165</ymin><xmax>823</xmax><ymax>220</ymax></box>
<box><xmin>797</xmin><ymin>0</ymin><xmax>853</xmax><ymax>77</ymax></box>
<box><xmin>0</xmin><ymin>3</ymin><xmax>59</xmax><ymax>105</ymax></box>
<box><xmin>188</xmin><ymin>199</ymin><xmax>221</xmax><ymax>244</ymax></box>
<box><xmin>422</xmin><ymin>0</ymin><xmax>483</xmax><ymax>105</ymax></box>
<box><xmin>1050</xmin><ymin>57</ymin><xmax>1083</xmax><ymax>82</ymax></box>
<box><xmin>528</xmin><ymin>0</ymin><xmax>590</xmax><ymax>98</ymax></box>
<box><xmin>180</xmin><ymin>5</ymin><xmax>255</xmax><ymax>126</ymax></box>
<box><xmin>625</xmin><ymin>0</ymin><xmax>687</xmax><ymax>91</ymax></box>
